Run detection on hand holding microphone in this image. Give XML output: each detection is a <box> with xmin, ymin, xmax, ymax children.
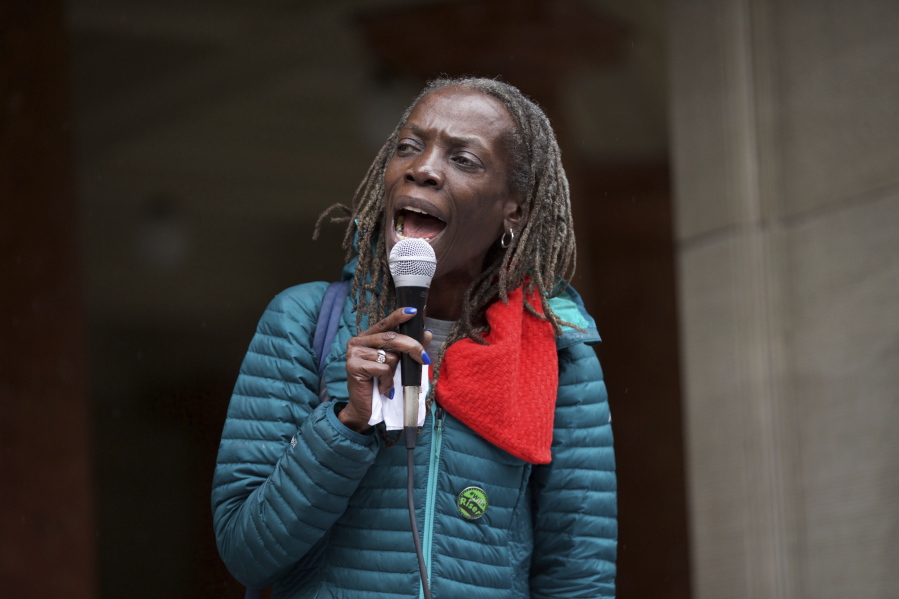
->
<box><xmin>340</xmin><ymin>239</ymin><xmax>435</xmax><ymax>434</ymax></box>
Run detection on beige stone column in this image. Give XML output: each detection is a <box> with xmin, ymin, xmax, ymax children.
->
<box><xmin>669</xmin><ymin>0</ymin><xmax>899</xmax><ymax>597</ymax></box>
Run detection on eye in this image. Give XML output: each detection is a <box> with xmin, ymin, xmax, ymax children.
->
<box><xmin>452</xmin><ymin>153</ymin><xmax>482</xmax><ymax>169</ymax></box>
<box><xmin>396</xmin><ymin>139</ymin><xmax>421</xmax><ymax>156</ymax></box>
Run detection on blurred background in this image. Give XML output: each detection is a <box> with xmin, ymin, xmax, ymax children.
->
<box><xmin>2</xmin><ymin>0</ymin><xmax>897</xmax><ymax>598</ymax></box>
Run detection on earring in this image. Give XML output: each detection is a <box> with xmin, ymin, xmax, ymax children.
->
<box><xmin>500</xmin><ymin>229</ymin><xmax>514</xmax><ymax>249</ymax></box>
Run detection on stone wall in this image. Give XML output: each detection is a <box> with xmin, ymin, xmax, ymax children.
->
<box><xmin>669</xmin><ymin>0</ymin><xmax>899</xmax><ymax>597</ymax></box>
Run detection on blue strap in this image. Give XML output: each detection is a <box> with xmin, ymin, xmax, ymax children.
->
<box><xmin>312</xmin><ymin>280</ymin><xmax>350</xmax><ymax>375</ymax></box>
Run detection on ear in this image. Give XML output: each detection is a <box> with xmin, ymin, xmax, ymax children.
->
<box><xmin>502</xmin><ymin>194</ymin><xmax>523</xmax><ymax>233</ymax></box>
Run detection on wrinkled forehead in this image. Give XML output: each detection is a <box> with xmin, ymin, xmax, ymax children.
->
<box><xmin>405</xmin><ymin>85</ymin><xmax>517</xmax><ymax>137</ymax></box>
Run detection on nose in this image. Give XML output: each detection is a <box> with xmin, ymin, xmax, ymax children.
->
<box><xmin>404</xmin><ymin>149</ymin><xmax>443</xmax><ymax>188</ymax></box>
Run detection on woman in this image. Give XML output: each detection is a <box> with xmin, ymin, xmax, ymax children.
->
<box><xmin>212</xmin><ymin>77</ymin><xmax>617</xmax><ymax>598</ymax></box>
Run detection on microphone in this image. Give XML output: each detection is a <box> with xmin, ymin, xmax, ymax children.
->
<box><xmin>388</xmin><ymin>238</ymin><xmax>436</xmax><ymax>430</ymax></box>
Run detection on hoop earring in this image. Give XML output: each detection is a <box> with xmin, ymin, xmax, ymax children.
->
<box><xmin>500</xmin><ymin>229</ymin><xmax>514</xmax><ymax>249</ymax></box>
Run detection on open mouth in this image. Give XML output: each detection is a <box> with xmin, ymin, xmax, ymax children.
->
<box><xmin>394</xmin><ymin>207</ymin><xmax>446</xmax><ymax>242</ymax></box>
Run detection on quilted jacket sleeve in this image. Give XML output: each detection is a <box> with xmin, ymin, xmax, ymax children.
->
<box><xmin>211</xmin><ymin>284</ymin><xmax>380</xmax><ymax>588</ymax></box>
<box><xmin>529</xmin><ymin>341</ymin><xmax>617</xmax><ymax>598</ymax></box>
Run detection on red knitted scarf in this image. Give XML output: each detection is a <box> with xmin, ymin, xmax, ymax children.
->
<box><xmin>435</xmin><ymin>286</ymin><xmax>558</xmax><ymax>464</ymax></box>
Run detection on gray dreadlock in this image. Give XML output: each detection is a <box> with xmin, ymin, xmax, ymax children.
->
<box><xmin>316</xmin><ymin>76</ymin><xmax>578</xmax><ymax>408</ymax></box>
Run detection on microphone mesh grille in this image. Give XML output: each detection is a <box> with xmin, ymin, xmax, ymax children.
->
<box><xmin>389</xmin><ymin>239</ymin><xmax>437</xmax><ymax>279</ymax></box>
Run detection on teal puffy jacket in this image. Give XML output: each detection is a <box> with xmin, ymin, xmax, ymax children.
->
<box><xmin>212</xmin><ymin>279</ymin><xmax>617</xmax><ymax>598</ymax></box>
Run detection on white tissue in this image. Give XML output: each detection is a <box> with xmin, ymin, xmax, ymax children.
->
<box><xmin>369</xmin><ymin>365</ymin><xmax>429</xmax><ymax>430</ymax></box>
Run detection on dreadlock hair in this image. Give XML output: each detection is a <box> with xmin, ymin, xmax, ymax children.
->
<box><xmin>317</xmin><ymin>76</ymin><xmax>578</xmax><ymax>411</ymax></box>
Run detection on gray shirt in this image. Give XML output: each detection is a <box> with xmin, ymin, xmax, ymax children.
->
<box><xmin>424</xmin><ymin>316</ymin><xmax>457</xmax><ymax>352</ymax></box>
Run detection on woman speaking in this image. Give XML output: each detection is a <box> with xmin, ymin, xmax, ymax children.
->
<box><xmin>212</xmin><ymin>77</ymin><xmax>617</xmax><ymax>598</ymax></box>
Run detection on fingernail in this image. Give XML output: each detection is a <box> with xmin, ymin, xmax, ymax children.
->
<box><xmin>403</xmin><ymin>307</ymin><xmax>417</xmax><ymax>314</ymax></box>
<box><xmin>421</xmin><ymin>351</ymin><xmax>431</xmax><ymax>365</ymax></box>
<box><xmin>388</xmin><ymin>387</ymin><xmax>395</xmax><ymax>400</ymax></box>
<box><xmin>425</xmin><ymin>328</ymin><xmax>433</xmax><ymax>333</ymax></box>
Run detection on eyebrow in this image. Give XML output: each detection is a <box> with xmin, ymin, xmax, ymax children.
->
<box><xmin>407</xmin><ymin>124</ymin><xmax>487</xmax><ymax>150</ymax></box>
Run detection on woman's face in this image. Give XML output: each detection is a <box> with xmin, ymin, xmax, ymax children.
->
<box><xmin>384</xmin><ymin>86</ymin><xmax>521</xmax><ymax>289</ymax></box>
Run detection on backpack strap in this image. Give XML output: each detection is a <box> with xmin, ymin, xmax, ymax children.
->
<box><xmin>244</xmin><ymin>280</ymin><xmax>351</xmax><ymax>599</ymax></box>
<box><xmin>312</xmin><ymin>280</ymin><xmax>350</xmax><ymax>402</ymax></box>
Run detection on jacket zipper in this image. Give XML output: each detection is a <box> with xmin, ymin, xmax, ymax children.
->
<box><xmin>420</xmin><ymin>405</ymin><xmax>444</xmax><ymax>599</ymax></box>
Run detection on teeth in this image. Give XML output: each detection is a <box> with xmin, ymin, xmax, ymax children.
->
<box><xmin>393</xmin><ymin>208</ymin><xmax>438</xmax><ymax>243</ymax></box>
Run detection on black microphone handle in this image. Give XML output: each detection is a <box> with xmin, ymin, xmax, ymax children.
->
<box><xmin>395</xmin><ymin>285</ymin><xmax>428</xmax><ymax>387</ymax></box>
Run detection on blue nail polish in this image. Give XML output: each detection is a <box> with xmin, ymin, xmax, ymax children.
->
<box><xmin>421</xmin><ymin>351</ymin><xmax>431</xmax><ymax>365</ymax></box>
<box><xmin>388</xmin><ymin>387</ymin><xmax>395</xmax><ymax>400</ymax></box>
<box><xmin>425</xmin><ymin>328</ymin><xmax>433</xmax><ymax>333</ymax></box>
<box><xmin>403</xmin><ymin>307</ymin><xmax>417</xmax><ymax>314</ymax></box>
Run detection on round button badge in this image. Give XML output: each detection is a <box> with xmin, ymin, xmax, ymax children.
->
<box><xmin>456</xmin><ymin>486</ymin><xmax>488</xmax><ymax>520</ymax></box>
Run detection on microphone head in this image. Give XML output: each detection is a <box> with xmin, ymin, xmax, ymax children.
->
<box><xmin>389</xmin><ymin>238</ymin><xmax>436</xmax><ymax>288</ymax></box>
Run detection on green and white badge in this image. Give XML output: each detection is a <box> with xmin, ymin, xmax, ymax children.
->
<box><xmin>456</xmin><ymin>486</ymin><xmax>489</xmax><ymax>520</ymax></box>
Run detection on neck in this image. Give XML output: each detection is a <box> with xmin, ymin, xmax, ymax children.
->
<box><xmin>425</xmin><ymin>272</ymin><xmax>474</xmax><ymax>320</ymax></box>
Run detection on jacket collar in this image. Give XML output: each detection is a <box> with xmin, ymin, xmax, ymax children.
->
<box><xmin>548</xmin><ymin>285</ymin><xmax>602</xmax><ymax>349</ymax></box>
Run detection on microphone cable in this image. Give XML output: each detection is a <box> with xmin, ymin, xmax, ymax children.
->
<box><xmin>406</xmin><ymin>425</ymin><xmax>432</xmax><ymax>599</ymax></box>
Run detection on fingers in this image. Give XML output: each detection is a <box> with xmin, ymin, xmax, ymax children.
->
<box><xmin>347</xmin><ymin>308</ymin><xmax>431</xmax><ymax>367</ymax></box>
<box><xmin>377</xmin><ymin>372</ymin><xmax>395</xmax><ymax>397</ymax></box>
<box><xmin>345</xmin><ymin>347</ymin><xmax>397</xmax><ymax>401</ymax></box>
<box><xmin>370</xmin><ymin>348</ymin><xmax>399</xmax><ymax>396</ymax></box>
<box><xmin>343</xmin><ymin>307</ymin><xmax>432</xmax><ymax>425</ymax></box>
<box><xmin>352</xmin><ymin>348</ymin><xmax>400</xmax><ymax>396</ymax></box>
<box><xmin>345</xmin><ymin>349</ymin><xmax>395</xmax><ymax>383</ymax></box>
<box><xmin>357</xmin><ymin>306</ymin><xmax>419</xmax><ymax>337</ymax></box>
<box><xmin>348</xmin><ymin>332</ymin><xmax>428</xmax><ymax>364</ymax></box>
